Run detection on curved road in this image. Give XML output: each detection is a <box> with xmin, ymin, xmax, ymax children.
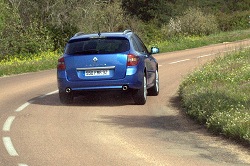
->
<box><xmin>1</xmin><ymin>40</ymin><xmax>250</xmax><ymax>166</ymax></box>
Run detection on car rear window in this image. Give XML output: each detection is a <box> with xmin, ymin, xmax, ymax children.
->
<box><xmin>65</xmin><ymin>37</ymin><xmax>130</xmax><ymax>55</ymax></box>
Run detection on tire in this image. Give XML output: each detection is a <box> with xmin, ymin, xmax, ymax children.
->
<box><xmin>59</xmin><ymin>90</ymin><xmax>74</xmax><ymax>104</ymax></box>
<box><xmin>132</xmin><ymin>74</ymin><xmax>147</xmax><ymax>105</ymax></box>
<box><xmin>148</xmin><ymin>70</ymin><xmax>159</xmax><ymax>96</ymax></box>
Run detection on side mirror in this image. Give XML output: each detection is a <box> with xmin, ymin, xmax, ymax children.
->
<box><xmin>151</xmin><ymin>47</ymin><xmax>159</xmax><ymax>54</ymax></box>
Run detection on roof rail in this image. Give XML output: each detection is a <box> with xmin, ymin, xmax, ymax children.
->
<box><xmin>74</xmin><ymin>32</ymin><xmax>84</xmax><ymax>37</ymax></box>
<box><xmin>123</xmin><ymin>29</ymin><xmax>132</xmax><ymax>34</ymax></box>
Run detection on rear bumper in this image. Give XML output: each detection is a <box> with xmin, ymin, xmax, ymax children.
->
<box><xmin>57</xmin><ymin>71</ymin><xmax>143</xmax><ymax>92</ymax></box>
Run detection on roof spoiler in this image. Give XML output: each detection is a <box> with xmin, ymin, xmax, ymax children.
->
<box><xmin>123</xmin><ymin>30</ymin><xmax>132</xmax><ymax>34</ymax></box>
<box><xmin>74</xmin><ymin>32</ymin><xmax>84</xmax><ymax>37</ymax></box>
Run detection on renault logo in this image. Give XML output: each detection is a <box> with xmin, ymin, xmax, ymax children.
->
<box><xmin>93</xmin><ymin>57</ymin><xmax>98</xmax><ymax>62</ymax></box>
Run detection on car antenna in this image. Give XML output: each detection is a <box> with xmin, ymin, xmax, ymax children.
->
<box><xmin>98</xmin><ymin>25</ymin><xmax>101</xmax><ymax>37</ymax></box>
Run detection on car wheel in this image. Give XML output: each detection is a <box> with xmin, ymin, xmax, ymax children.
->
<box><xmin>59</xmin><ymin>90</ymin><xmax>73</xmax><ymax>104</ymax></box>
<box><xmin>148</xmin><ymin>70</ymin><xmax>159</xmax><ymax>96</ymax></box>
<box><xmin>132</xmin><ymin>74</ymin><xmax>147</xmax><ymax>105</ymax></box>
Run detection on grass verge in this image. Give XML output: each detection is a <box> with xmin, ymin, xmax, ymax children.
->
<box><xmin>0</xmin><ymin>51</ymin><xmax>60</xmax><ymax>77</ymax></box>
<box><xmin>179</xmin><ymin>48</ymin><xmax>250</xmax><ymax>144</ymax></box>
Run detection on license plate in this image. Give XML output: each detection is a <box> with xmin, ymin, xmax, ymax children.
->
<box><xmin>85</xmin><ymin>70</ymin><xmax>110</xmax><ymax>76</ymax></box>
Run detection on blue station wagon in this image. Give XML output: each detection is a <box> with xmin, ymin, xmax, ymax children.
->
<box><xmin>57</xmin><ymin>30</ymin><xmax>159</xmax><ymax>105</ymax></box>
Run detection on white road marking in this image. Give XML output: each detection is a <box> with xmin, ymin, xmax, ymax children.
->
<box><xmin>168</xmin><ymin>45</ymin><xmax>250</xmax><ymax>65</ymax></box>
<box><xmin>39</xmin><ymin>90</ymin><xmax>58</xmax><ymax>99</ymax></box>
<box><xmin>169</xmin><ymin>59</ymin><xmax>190</xmax><ymax>64</ymax></box>
<box><xmin>15</xmin><ymin>102</ymin><xmax>32</xmax><ymax>112</ymax></box>
<box><xmin>197</xmin><ymin>53</ymin><xmax>216</xmax><ymax>58</ymax></box>
<box><xmin>3</xmin><ymin>116</ymin><xmax>15</xmax><ymax>132</ymax></box>
<box><xmin>18</xmin><ymin>164</ymin><xmax>28</xmax><ymax>166</ymax></box>
<box><xmin>2</xmin><ymin>137</ymin><xmax>19</xmax><ymax>156</ymax></box>
<box><xmin>1</xmin><ymin>90</ymin><xmax>58</xmax><ymax>166</ymax></box>
<box><xmin>15</xmin><ymin>90</ymin><xmax>58</xmax><ymax>112</ymax></box>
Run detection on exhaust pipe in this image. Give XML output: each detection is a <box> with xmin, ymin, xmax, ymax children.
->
<box><xmin>65</xmin><ymin>88</ymin><xmax>72</xmax><ymax>93</ymax></box>
<box><xmin>122</xmin><ymin>85</ymin><xmax>128</xmax><ymax>91</ymax></box>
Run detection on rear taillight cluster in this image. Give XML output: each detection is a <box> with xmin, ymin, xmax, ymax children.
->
<box><xmin>57</xmin><ymin>57</ymin><xmax>66</xmax><ymax>70</ymax></box>
<box><xmin>127</xmin><ymin>54</ymin><xmax>139</xmax><ymax>66</ymax></box>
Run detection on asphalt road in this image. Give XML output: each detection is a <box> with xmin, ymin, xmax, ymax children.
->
<box><xmin>1</xmin><ymin>40</ymin><xmax>250</xmax><ymax>166</ymax></box>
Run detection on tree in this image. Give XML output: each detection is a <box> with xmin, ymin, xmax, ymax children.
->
<box><xmin>121</xmin><ymin>0</ymin><xmax>171</xmax><ymax>24</ymax></box>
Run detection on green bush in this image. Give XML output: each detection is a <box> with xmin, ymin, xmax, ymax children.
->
<box><xmin>0</xmin><ymin>3</ymin><xmax>54</xmax><ymax>57</ymax></box>
<box><xmin>165</xmin><ymin>8</ymin><xmax>219</xmax><ymax>38</ymax></box>
<box><xmin>48</xmin><ymin>24</ymin><xmax>77</xmax><ymax>50</ymax></box>
<box><xmin>178</xmin><ymin>8</ymin><xmax>219</xmax><ymax>36</ymax></box>
<box><xmin>134</xmin><ymin>21</ymin><xmax>164</xmax><ymax>46</ymax></box>
<box><xmin>163</xmin><ymin>18</ymin><xmax>182</xmax><ymax>39</ymax></box>
<box><xmin>0</xmin><ymin>0</ymin><xmax>7</xmax><ymax>33</ymax></box>
<box><xmin>165</xmin><ymin>8</ymin><xmax>218</xmax><ymax>38</ymax></box>
<box><xmin>18</xmin><ymin>22</ymin><xmax>54</xmax><ymax>54</ymax></box>
<box><xmin>217</xmin><ymin>11</ymin><xmax>250</xmax><ymax>31</ymax></box>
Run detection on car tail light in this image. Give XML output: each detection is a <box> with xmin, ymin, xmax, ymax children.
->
<box><xmin>127</xmin><ymin>54</ymin><xmax>139</xmax><ymax>66</ymax></box>
<box><xmin>57</xmin><ymin>57</ymin><xmax>66</xmax><ymax>70</ymax></box>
